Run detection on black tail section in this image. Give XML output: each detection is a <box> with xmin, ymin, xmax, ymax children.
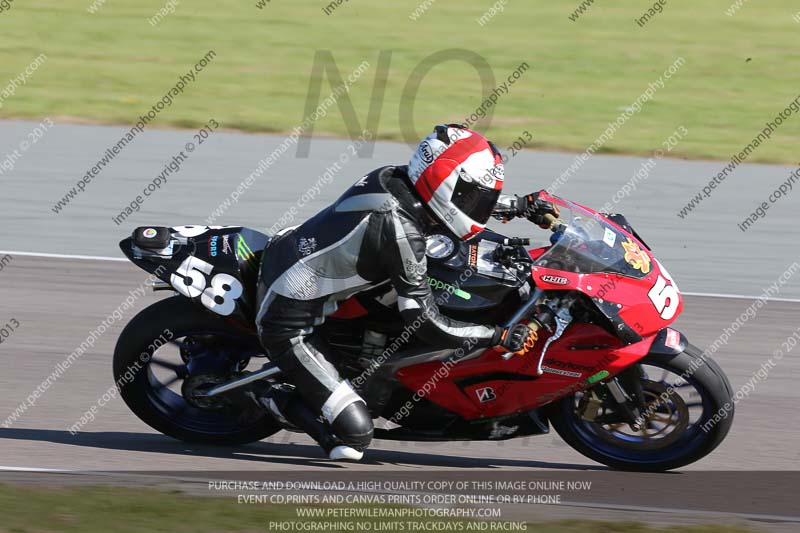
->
<box><xmin>119</xmin><ymin>225</ymin><xmax>270</xmax><ymax>328</ymax></box>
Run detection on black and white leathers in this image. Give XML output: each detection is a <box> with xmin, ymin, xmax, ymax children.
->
<box><xmin>256</xmin><ymin>165</ymin><xmax>502</xmax><ymax>451</ymax></box>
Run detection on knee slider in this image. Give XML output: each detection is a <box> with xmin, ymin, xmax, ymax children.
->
<box><xmin>331</xmin><ymin>402</ymin><xmax>374</xmax><ymax>449</ymax></box>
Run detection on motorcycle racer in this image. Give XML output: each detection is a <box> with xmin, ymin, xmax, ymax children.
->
<box><xmin>255</xmin><ymin>124</ymin><xmax>559</xmax><ymax>461</ymax></box>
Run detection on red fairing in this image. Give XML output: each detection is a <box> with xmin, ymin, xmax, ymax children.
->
<box><xmin>532</xmin><ymin>262</ymin><xmax>683</xmax><ymax>340</ymax></box>
<box><xmin>530</xmin><ymin>197</ymin><xmax>683</xmax><ymax>340</ymax></box>
<box><xmin>528</xmin><ymin>246</ymin><xmax>548</xmax><ymax>260</ymax></box>
<box><xmin>395</xmin><ymin>325</ymin><xmax>654</xmax><ymax>420</ymax></box>
<box><xmin>394</xmin><ymin>196</ymin><xmax>684</xmax><ymax>421</ymax></box>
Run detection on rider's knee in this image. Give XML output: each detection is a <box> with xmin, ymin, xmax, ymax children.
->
<box><xmin>332</xmin><ymin>402</ymin><xmax>374</xmax><ymax>449</ymax></box>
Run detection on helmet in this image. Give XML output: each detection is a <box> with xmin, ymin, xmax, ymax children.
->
<box><xmin>407</xmin><ymin>124</ymin><xmax>504</xmax><ymax>240</ymax></box>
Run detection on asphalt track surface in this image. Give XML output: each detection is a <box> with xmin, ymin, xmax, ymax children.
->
<box><xmin>2</xmin><ymin>120</ymin><xmax>800</xmax><ymax>528</ymax></box>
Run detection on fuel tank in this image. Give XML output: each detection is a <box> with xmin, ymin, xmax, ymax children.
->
<box><xmin>424</xmin><ymin>229</ymin><xmax>526</xmax><ymax>320</ymax></box>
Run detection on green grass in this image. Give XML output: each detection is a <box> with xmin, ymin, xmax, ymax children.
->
<box><xmin>0</xmin><ymin>484</ymin><xmax>754</xmax><ymax>533</ymax></box>
<box><xmin>1</xmin><ymin>1</ymin><xmax>799</xmax><ymax>163</ymax></box>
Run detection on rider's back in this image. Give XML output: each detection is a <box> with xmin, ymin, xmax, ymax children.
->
<box><xmin>258</xmin><ymin>165</ymin><xmax>426</xmax><ymax>310</ymax></box>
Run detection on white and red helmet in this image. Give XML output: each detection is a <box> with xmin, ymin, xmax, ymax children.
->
<box><xmin>407</xmin><ymin>125</ymin><xmax>504</xmax><ymax>240</ymax></box>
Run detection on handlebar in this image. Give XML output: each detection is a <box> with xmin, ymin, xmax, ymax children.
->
<box><xmin>502</xmin><ymin>237</ymin><xmax>531</xmax><ymax>246</ymax></box>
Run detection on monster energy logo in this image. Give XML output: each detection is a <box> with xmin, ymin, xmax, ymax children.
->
<box><xmin>427</xmin><ymin>276</ymin><xmax>471</xmax><ymax>300</ymax></box>
<box><xmin>236</xmin><ymin>236</ymin><xmax>256</xmax><ymax>264</ymax></box>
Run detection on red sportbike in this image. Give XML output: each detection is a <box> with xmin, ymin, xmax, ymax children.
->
<box><xmin>114</xmin><ymin>194</ymin><xmax>733</xmax><ymax>471</ymax></box>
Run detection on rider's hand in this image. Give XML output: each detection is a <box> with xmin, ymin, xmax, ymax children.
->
<box><xmin>497</xmin><ymin>323</ymin><xmax>538</xmax><ymax>355</ymax></box>
<box><xmin>516</xmin><ymin>192</ymin><xmax>560</xmax><ymax>229</ymax></box>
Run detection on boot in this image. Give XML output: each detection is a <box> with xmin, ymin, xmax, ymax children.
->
<box><xmin>262</xmin><ymin>386</ymin><xmax>363</xmax><ymax>461</ymax></box>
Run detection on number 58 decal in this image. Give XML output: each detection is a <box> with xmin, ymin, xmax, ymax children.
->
<box><xmin>170</xmin><ymin>256</ymin><xmax>243</xmax><ymax>316</ymax></box>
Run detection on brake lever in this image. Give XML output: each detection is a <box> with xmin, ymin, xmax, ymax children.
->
<box><xmin>543</xmin><ymin>213</ymin><xmax>567</xmax><ymax>233</ymax></box>
<box><xmin>492</xmin><ymin>205</ymin><xmax>517</xmax><ymax>223</ymax></box>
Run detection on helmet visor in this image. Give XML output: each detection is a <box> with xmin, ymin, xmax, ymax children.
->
<box><xmin>451</xmin><ymin>177</ymin><xmax>501</xmax><ymax>225</ymax></box>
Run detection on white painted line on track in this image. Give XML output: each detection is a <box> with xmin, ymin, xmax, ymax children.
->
<box><xmin>0</xmin><ymin>250</ymin><xmax>126</xmax><ymax>262</ymax></box>
<box><xmin>681</xmin><ymin>291</ymin><xmax>800</xmax><ymax>303</ymax></box>
<box><xmin>3</xmin><ymin>250</ymin><xmax>800</xmax><ymax>303</ymax></box>
<box><xmin>0</xmin><ymin>466</ymin><xmax>70</xmax><ymax>473</ymax></box>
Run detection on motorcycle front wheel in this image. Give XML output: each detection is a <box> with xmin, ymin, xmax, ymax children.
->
<box><xmin>546</xmin><ymin>344</ymin><xmax>734</xmax><ymax>472</ymax></box>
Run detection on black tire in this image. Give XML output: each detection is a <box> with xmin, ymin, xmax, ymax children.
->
<box><xmin>546</xmin><ymin>344</ymin><xmax>734</xmax><ymax>472</ymax></box>
<box><xmin>113</xmin><ymin>295</ymin><xmax>281</xmax><ymax>445</ymax></box>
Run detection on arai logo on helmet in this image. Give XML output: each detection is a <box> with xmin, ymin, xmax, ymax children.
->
<box><xmin>142</xmin><ymin>228</ymin><xmax>157</xmax><ymax>239</ymax></box>
<box><xmin>419</xmin><ymin>141</ymin><xmax>436</xmax><ymax>164</ymax></box>
<box><xmin>540</xmin><ymin>275</ymin><xmax>569</xmax><ymax>285</ymax></box>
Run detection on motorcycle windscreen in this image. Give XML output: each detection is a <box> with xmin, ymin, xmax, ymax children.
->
<box><xmin>533</xmin><ymin>202</ymin><xmax>653</xmax><ymax>279</ymax></box>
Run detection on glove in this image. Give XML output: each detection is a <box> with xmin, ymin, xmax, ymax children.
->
<box><xmin>515</xmin><ymin>192</ymin><xmax>560</xmax><ymax>229</ymax></box>
<box><xmin>497</xmin><ymin>323</ymin><xmax>539</xmax><ymax>356</ymax></box>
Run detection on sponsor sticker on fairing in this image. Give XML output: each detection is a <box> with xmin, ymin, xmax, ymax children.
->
<box><xmin>540</xmin><ymin>275</ymin><xmax>569</xmax><ymax>285</ymax></box>
<box><xmin>468</xmin><ymin>244</ymin><xmax>478</xmax><ymax>268</ymax></box>
<box><xmin>603</xmin><ymin>227</ymin><xmax>617</xmax><ymax>247</ymax></box>
<box><xmin>476</xmin><ymin>387</ymin><xmax>496</xmax><ymax>403</ymax></box>
<box><xmin>665</xmin><ymin>328</ymin><xmax>682</xmax><ymax>350</ymax></box>
<box><xmin>221</xmin><ymin>234</ymin><xmax>233</xmax><ymax>254</ymax></box>
<box><xmin>541</xmin><ymin>366</ymin><xmax>582</xmax><ymax>378</ymax></box>
<box><xmin>622</xmin><ymin>237</ymin><xmax>651</xmax><ymax>274</ymax></box>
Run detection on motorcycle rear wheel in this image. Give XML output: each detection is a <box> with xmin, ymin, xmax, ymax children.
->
<box><xmin>546</xmin><ymin>344</ymin><xmax>734</xmax><ymax>472</ymax></box>
<box><xmin>113</xmin><ymin>296</ymin><xmax>282</xmax><ymax>445</ymax></box>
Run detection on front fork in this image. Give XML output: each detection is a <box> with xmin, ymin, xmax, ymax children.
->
<box><xmin>583</xmin><ymin>365</ymin><xmax>648</xmax><ymax>430</ymax></box>
<box><xmin>594</xmin><ymin>327</ymin><xmax>688</xmax><ymax>428</ymax></box>
<box><xmin>608</xmin><ymin>365</ymin><xmax>648</xmax><ymax>430</ymax></box>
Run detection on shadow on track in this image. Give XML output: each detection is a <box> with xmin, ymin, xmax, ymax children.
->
<box><xmin>0</xmin><ymin>428</ymin><xmax>604</xmax><ymax>470</ymax></box>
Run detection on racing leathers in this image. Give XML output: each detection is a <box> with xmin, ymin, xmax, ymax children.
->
<box><xmin>256</xmin><ymin>165</ymin><xmax>507</xmax><ymax>454</ymax></box>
